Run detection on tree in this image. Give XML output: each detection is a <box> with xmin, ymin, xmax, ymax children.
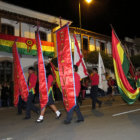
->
<box><xmin>85</xmin><ymin>51</ymin><xmax>114</xmax><ymax>70</ymax></box>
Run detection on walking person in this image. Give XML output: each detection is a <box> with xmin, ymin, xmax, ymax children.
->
<box><xmin>90</xmin><ymin>68</ymin><xmax>102</xmax><ymax>110</ymax></box>
<box><xmin>36</xmin><ymin>65</ymin><xmax>61</xmax><ymax>123</ymax></box>
<box><xmin>24</xmin><ymin>67</ymin><xmax>39</xmax><ymax>120</ymax></box>
<box><xmin>64</xmin><ymin>65</ymin><xmax>84</xmax><ymax>124</ymax></box>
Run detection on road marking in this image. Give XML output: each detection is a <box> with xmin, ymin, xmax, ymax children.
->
<box><xmin>112</xmin><ymin>108</ymin><xmax>140</xmax><ymax>117</ymax></box>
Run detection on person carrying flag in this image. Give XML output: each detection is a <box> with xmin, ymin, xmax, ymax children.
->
<box><xmin>24</xmin><ymin>67</ymin><xmax>39</xmax><ymax>120</ymax></box>
<box><xmin>64</xmin><ymin>65</ymin><xmax>84</xmax><ymax>124</ymax></box>
<box><xmin>36</xmin><ymin>64</ymin><xmax>61</xmax><ymax>123</ymax></box>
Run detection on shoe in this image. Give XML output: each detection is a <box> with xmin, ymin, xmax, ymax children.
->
<box><xmin>99</xmin><ymin>102</ymin><xmax>102</xmax><ymax>108</ymax></box>
<box><xmin>76</xmin><ymin>119</ymin><xmax>84</xmax><ymax>123</ymax></box>
<box><xmin>64</xmin><ymin>120</ymin><xmax>71</xmax><ymax>124</ymax></box>
<box><xmin>23</xmin><ymin>116</ymin><xmax>30</xmax><ymax>120</ymax></box>
<box><xmin>56</xmin><ymin>113</ymin><xmax>62</xmax><ymax>119</ymax></box>
<box><xmin>36</xmin><ymin>119</ymin><xmax>43</xmax><ymax>123</ymax></box>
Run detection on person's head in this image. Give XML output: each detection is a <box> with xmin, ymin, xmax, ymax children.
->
<box><xmin>74</xmin><ymin>65</ymin><xmax>78</xmax><ymax>72</ymax></box>
<box><xmin>92</xmin><ymin>68</ymin><xmax>98</xmax><ymax>74</ymax></box>
<box><xmin>109</xmin><ymin>77</ymin><xmax>112</xmax><ymax>80</ymax></box>
<box><xmin>28</xmin><ymin>67</ymin><xmax>35</xmax><ymax>75</ymax></box>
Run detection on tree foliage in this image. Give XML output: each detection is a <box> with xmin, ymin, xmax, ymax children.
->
<box><xmin>85</xmin><ymin>51</ymin><xmax>114</xmax><ymax>70</ymax></box>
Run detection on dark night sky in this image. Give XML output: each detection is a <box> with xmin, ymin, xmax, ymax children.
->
<box><xmin>2</xmin><ymin>0</ymin><xmax>140</xmax><ymax>39</ymax></box>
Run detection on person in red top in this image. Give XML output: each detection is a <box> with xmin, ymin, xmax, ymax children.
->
<box><xmin>36</xmin><ymin>64</ymin><xmax>61</xmax><ymax>123</ymax></box>
<box><xmin>24</xmin><ymin>67</ymin><xmax>39</xmax><ymax>120</ymax></box>
<box><xmin>90</xmin><ymin>68</ymin><xmax>102</xmax><ymax>110</ymax></box>
<box><xmin>64</xmin><ymin>65</ymin><xmax>84</xmax><ymax>124</ymax></box>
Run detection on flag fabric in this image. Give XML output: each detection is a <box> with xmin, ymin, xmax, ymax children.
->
<box><xmin>98</xmin><ymin>52</ymin><xmax>108</xmax><ymax>92</ymax></box>
<box><xmin>50</xmin><ymin>62</ymin><xmax>62</xmax><ymax>91</ymax></box>
<box><xmin>36</xmin><ymin>29</ymin><xmax>49</xmax><ymax>110</ymax></box>
<box><xmin>0</xmin><ymin>34</ymin><xmax>54</xmax><ymax>57</ymax></box>
<box><xmin>13</xmin><ymin>61</ymin><xmax>19</xmax><ymax>107</ymax></box>
<box><xmin>112</xmin><ymin>29</ymin><xmax>140</xmax><ymax>104</ymax></box>
<box><xmin>56</xmin><ymin>24</ymin><xmax>76</xmax><ymax>112</ymax></box>
<box><xmin>74</xmin><ymin>34</ymin><xmax>88</xmax><ymax>79</ymax></box>
<box><xmin>12</xmin><ymin>41</ymin><xmax>29</xmax><ymax>106</ymax></box>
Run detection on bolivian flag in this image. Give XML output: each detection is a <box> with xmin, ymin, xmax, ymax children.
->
<box><xmin>112</xmin><ymin>30</ymin><xmax>140</xmax><ymax>104</ymax></box>
<box><xmin>0</xmin><ymin>34</ymin><xmax>54</xmax><ymax>57</ymax></box>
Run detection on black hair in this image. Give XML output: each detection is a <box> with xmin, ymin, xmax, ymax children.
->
<box><xmin>93</xmin><ymin>68</ymin><xmax>97</xmax><ymax>72</ymax></box>
<box><xmin>28</xmin><ymin>66</ymin><xmax>35</xmax><ymax>71</ymax></box>
<box><xmin>74</xmin><ymin>65</ymin><xmax>78</xmax><ymax>72</ymax></box>
<box><xmin>45</xmin><ymin>64</ymin><xmax>52</xmax><ymax>77</ymax></box>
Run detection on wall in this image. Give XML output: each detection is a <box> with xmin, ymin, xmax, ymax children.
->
<box><xmin>1</xmin><ymin>18</ymin><xmax>52</xmax><ymax>41</ymax></box>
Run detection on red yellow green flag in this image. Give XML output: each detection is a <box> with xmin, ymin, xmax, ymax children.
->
<box><xmin>0</xmin><ymin>34</ymin><xmax>54</xmax><ymax>57</ymax></box>
<box><xmin>112</xmin><ymin>29</ymin><xmax>140</xmax><ymax>104</ymax></box>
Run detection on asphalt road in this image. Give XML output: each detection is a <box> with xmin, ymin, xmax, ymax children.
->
<box><xmin>0</xmin><ymin>96</ymin><xmax>140</xmax><ymax>140</ymax></box>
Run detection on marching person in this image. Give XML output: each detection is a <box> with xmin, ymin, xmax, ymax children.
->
<box><xmin>24</xmin><ymin>67</ymin><xmax>39</xmax><ymax>120</ymax></box>
<box><xmin>90</xmin><ymin>68</ymin><xmax>102</xmax><ymax>110</ymax></box>
<box><xmin>64</xmin><ymin>65</ymin><xmax>84</xmax><ymax>124</ymax></box>
<box><xmin>36</xmin><ymin>64</ymin><xmax>61</xmax><ymax>123</ymax></box>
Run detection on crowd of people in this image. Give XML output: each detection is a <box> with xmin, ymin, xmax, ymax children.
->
<box><xmin>0</xmin><ymin>81</ymin><xmax>13</xmax><ymax>107</ymax></box>
<box><xmin>1</xmin><ymin>63</ymin><xmax>140</xmax><ymax>125</ymax></box>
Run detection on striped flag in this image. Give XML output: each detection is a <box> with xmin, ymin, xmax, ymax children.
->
<box><xmin>112</xmin><ymin>29</ymin><xmax>140</xmax><ymax>104</ymax></box>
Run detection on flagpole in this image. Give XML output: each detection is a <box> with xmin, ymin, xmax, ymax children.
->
<box><xmin>110</xmin><ymin>24</ymin><xmax>135</xmax><ymax>76</ymax></box>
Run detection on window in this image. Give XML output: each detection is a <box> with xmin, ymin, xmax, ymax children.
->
<box><xmin>1</xmin><ymin>24</ymin><xmax>14</xmax><ymax>35</ymax></box>
<box><xmin>35</xmin><ymin>31</ymin><xmax>47</xmax><ymax>41</ymax></box>
<box><xmin>100</xmin><ymin>42</ymin><xmax>105</xmax><ymax>52</ymax></box>
<box><xmin>83</xmin><ymin>38</ymin><xmax>88</xmax><ymax>51</ymax></box>
<box><xmin>0</xmin><ymin>61</ymin><xmax>13</xmax><ymax>83</ymax></box>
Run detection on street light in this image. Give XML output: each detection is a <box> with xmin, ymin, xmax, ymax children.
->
<box><xmin>79</xmin><ymin>0</ymin><xmax>92</xmax><ymax>52</ymax></box>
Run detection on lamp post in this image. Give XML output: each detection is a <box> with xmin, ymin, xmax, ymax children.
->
<box><xmin>79</xmin><ymin>0</ymin><xmax>92</xmax><ymax>52</ymax></box>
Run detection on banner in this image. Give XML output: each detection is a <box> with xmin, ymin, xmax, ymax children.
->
<box><xmin>36</xmin><ymin>30</ymin><xmax>48</xmax><ymax>109</ymax></box>
<box><xmin>56</xmin><ymin>25</ymin><xmax>76</xmax><ymax>112</ymax></box>
<box><xmin>12</xmin><ymin>41</ymin><xmax>29</xmax><ymax>106</ymax></box>
<box><xmin>50</xmin><ymin>62</ymin><xmax>62</xmax><ymax>91</ymax></box>
<box><xmin>98</xmin><ymin>52</ymin><xmax>107</xmax><ymax>92</ymax></box>
<box><xmin>0</xmin><ymin>34</ymin><xmax>54</xmax><ymax>57</ymax></box>
<box><xmin>74</xmin><ymin>34</ymin><xmax>88</xmax><ymax>79</ymax></box>
<box><xmin>112</xmin><ymin>29</ymin><xmax>140</xmax><ymax>104</ymax></box>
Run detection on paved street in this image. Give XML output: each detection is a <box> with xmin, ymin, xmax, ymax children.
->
<box><xmin>0</xmin><ymin>96</ymin><xmax>140</xmax><ymax>140</ymax></box>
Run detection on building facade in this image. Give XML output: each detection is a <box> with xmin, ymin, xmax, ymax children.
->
<box><xmin>0</xmin><ymin>1</ymin><xmax>70</xmax><ymax>83</ymax></box>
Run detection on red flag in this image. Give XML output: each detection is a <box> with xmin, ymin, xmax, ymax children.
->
<box><xmin>36</xmin><ymin>29</ymin><xmax>48</xmax><ymax>109</ymax></box>
<box><xmin>12</xmin><ymin>41</ymin><xmax>29</xmax><ymax>106</ymax></box>
<box><xmin>56</xmin><ymin>24</ymin><xmax>76</xmax><ymax>112</ymax></box>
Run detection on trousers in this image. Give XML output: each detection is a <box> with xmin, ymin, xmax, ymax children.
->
<box><xmin>90</xmin><ymin>85</ymin><xmax>101</xmax><ymax>109</ymax></box>
<box><xmin>26</xmin><ymin>92</ymin><xmax>39</xmax><ymax>118</ymax></box>
<box><xmin>66</xmin><ymin>98</ymin><xmax>84</xmax><ymax>122</ymax></box>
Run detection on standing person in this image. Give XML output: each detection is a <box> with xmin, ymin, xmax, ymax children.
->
<box><xmin>36</xmin><ymin>65</ymin><xmax>61</xmax><ymax>123</ymax></box>
<box><xmin>64</xmin><ymin>65</ymin><xmax>84</xmax><ymax>124</ymax></box>
<box><xmin>1</xmin><ymin>82</ymin><xmax>9</xmax><ymax>107</ymax></box>
<box><xmin>90</xmin><ymin>68</ymin><xmax>102</xmax><ymax>110</ymax></box>
<box><xmin>107</xmin><ymin>77</ymin><xmax>115</xmax><ymax>101</ymax></box>
<box><xmin>24</xmin><ymin>67</ymin><xmax>39</xmax><ymax>120</ymax></box>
